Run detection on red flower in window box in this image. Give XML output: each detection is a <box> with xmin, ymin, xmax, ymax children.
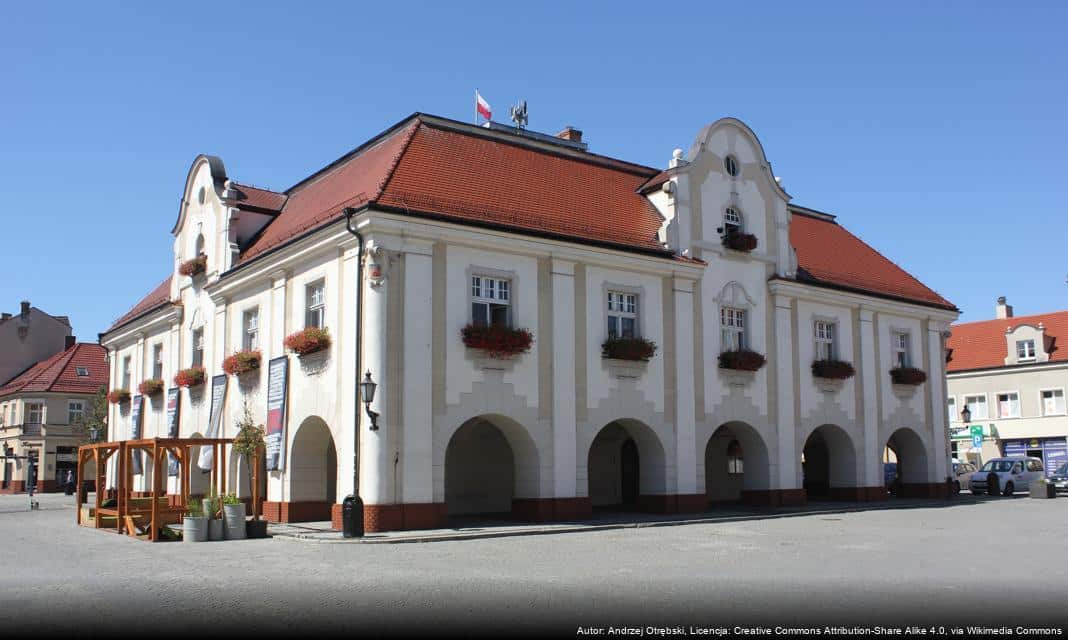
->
<box><xmin>722</xmin><ymin>231</ymin><xmax>758</xmax><ymax>252</ymax></box>
<box><xmin>461</xmin><ymin>324</ymin><xmax>533</xmax><ymax>359</ymax></box>
<box><xmin>811</xmin><ymin>359</ymin><xmax>856</xmax><ymax>380</ymax></box>
<box><xmin>107</xmin><ymin>389</ymin><xmax>131</xmax><ymax>404</ymax></box>
<box><xmin>138</xmin><ymin>379</ymin><xmax>164</xmax><ymax>396</ymax></box>
<box><xmin>178</xmin><ymin>255</ymin><xmax>207</xmax><ymax>277</ymax></box>
<box><xmin>718</xmin><ymin>349</ymin><xmax>766</xmax><ymax>372</ymax></box>
<box><xmin>223</xmin><ymin>350</ymin><xmax>262</xmax><ymax>376</ymax></box>
<box><xmin>174</xmin><ymin>367</ymin><xmax>207</xmax><ymax>388</ymax></box>
<box><xmin>284</xmin><ymin>328</ymin><xmax>331</xmax><ymax>357</ymax></box>
<box><xmin>890</xmin><ymin>366</ymin><xmax>927</xmax><ymax>386</ymax></box>
<box><xmin>601</xmin><ymin>337</ymin><xmax>658</xmax><ymax>362</ymax></box>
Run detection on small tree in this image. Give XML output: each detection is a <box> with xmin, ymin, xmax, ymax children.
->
<box><xmin>73</xmin><ymin>385</ymin><xmax>109</xmax><ymax>443</ymax></box>
<box><xmin>231</xmin><ymin>401</ymin><xmax>266</xmax><ymax>521</ymax></box>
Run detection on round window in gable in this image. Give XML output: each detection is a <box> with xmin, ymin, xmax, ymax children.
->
<box><xmin>198</xmin><ymin>187</ymin><xmax>206</xmax><ymax>204</ymax></box>
<box><xmin>724</xmin><ymin>155</ymin><xmax>739</xmax><ymax>177</ymax></box>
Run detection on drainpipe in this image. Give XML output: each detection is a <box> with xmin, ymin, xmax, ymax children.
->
<box><xmin>343</xmin><ymin>207</ymin><xmax>365</xmax><ymax>537</ymax></box>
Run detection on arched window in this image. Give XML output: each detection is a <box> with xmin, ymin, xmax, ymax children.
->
<box><xmin>727</xmin><ymin>440</ymin><xmax>744</xmax><ymax>474</ymax></box>
<box><xmin>724</xmin><ymin>206</ymin><xmax>743</xmax><ymax>235</ymax></box>
<box><xmin>194</xmin><ymin>234</ymin><xmax>205</xmax><ymax>258</ymax></box>
<box><xmin>724</xmin><ymin>155</ymin><xmax>739</xmax><ymax>177</ymax></box>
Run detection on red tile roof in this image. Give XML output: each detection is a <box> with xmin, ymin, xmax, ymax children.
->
<box><xmin>790</xmin><ymin>209</ymin><xmax>955</xmax><ymax>310</ymax></box>
<box><xmin>107</xmin><ymin>276</ymin><xmax>173</xmax><ymax>332</ymax></box>
<box><xmin>230</xmin><ymin>182</ymin><xmax>286</xmax><ymax>213</ymax></box>
<box><xmin>0</xmin><ymin>343</ymin><xmax>108</xmax><ymax>397</ymax></box>
<box><xmin>947</xmin><ymin>310</ymin><xmax>1068</xmax><ymax>372</ymax></box>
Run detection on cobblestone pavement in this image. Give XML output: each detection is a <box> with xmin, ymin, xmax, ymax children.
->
<box><xmin>1</xmin><ymin>492</ymin><xmax>1065</xmax><ymax>636</ymax></box>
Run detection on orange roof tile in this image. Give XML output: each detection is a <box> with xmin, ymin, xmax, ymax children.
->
<box><xmin>947</xmin><ymin>310</ymin><xmax>1068</xmax><ymax>372</ymax></box>
<box><xmin>0</xmin><ymin>343</ymin><xmax>108</xmax><ymax>397</ymax></box>
<box><xmin>107</xmin><ymin>276</ymin><xmax>173</xmax><ymax>333</ymax></box>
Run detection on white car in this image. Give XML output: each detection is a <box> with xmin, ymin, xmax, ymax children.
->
<box><xmin>969</xmin><ymin>457</ymin><xmax>1044</xmax><ymax>496</ymax></box>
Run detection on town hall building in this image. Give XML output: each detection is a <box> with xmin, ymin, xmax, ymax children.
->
<box><xmin>100</xmin><ymin>113</ymin><xmax>958</xmax><ymax>532</ymax></box>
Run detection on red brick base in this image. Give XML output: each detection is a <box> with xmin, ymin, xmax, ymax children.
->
<box><xmin>898</xmin><ymin>482</ymin><xmax>951</xmax><ymax>499</ymax></box>
<box><xmin>0</xmin><ymin>481</ymin><xmax>26</xmax><ymax>494</ymax></box>
<box><xmin>741</xmin><ymin>489</ymin><xmax>808</xmax><ymax>507</ymax></box>
<box><xmin>363</xmin><ymin>503</ymin><xmax>448</xmax><ymax>533</ymax></box>
<box><xmin>262</xmin><ymin>500</ymin><xmax>332</xmax><ymax>523</ymax></box>
<box><xmin>512</xmin><ymin>497</ymin><xmax>593</xmax><ymax>522</ymax></box>
<box><xmin>635</xmin><ymin>493</ymin><xmax>709</xmax><ymax>514</ymax></box>
<box><xmin>827</xmin><ymin>486</ymin><xmax>889</xmax><ymax>502</ymax></box>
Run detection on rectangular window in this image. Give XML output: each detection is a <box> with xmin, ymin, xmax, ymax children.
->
<box><xmin>471</xmin><ymin>275</ymin><xmax>511</xmax><ymax>327</ymax></box>
<box><xmin>305</xmin><ymin>281</ymin><xmax>325</xmax><ymax>329</ymax></box>
<box><xmin>68</xmin><ymin>401</ymin><xmax>85</xmax><ymax>425</ymax></box>
<box><xmin>607</xmin><ymin>291</ymin><xmax>638</xmax><ymax>339</ymax></box>
<box><xmin>243</xmin><ymin>308</ymin><xmax>260</xmax><ymax>351</ymax></box>
<box><xmin>1016</xmin><ymin>339</ymin><xmax>1036</xmax><ymax>361</ymax></box>
<box><xmin>191</xmin><ymin>328</ymin><xmax>204</xmax><ymax>368</ymax></box>
<box><xmin>152</xmin><ymin>344</ymin><xmax>163</xmax><ymax>380</ymax></box>
<box><xmin>720</xmin><ymin>307</ymin><xmax>746</xmax><ymax>352</ymax></box>
<box><xmin>121</xmin><ymin>356</ymin><xmax>131</xmax><ymax>390</ymax></box>
<box><xmin>964</xmin><ymin>394</ymin><xmax>988</xmax><ymax>421</ymax></box>
<box><xmin>76</xmin><ymin>367</ymin><xmax>89</xmax><ymax>377</ymax></box>
<box><xmin>1041</xmin><ymin>389</ymin><xmax>1066</xmax><ymax>416</ymax></box>
<box><xmin>814</xmin><ymin>321</ymin><xmax>836</xmax><ymax>360</ymax></box>
<box><xmin>892</xmin><ymin>332</ymin><xmax>910</xmax><ymax>368</ymax></box>
<box><xmin>25</xmin><ymin>403</ymin><xmax>43</xmax><ymax>425</ymax></box>
<box><xmin>997</xmin><ymin>392</ymin><xmax>1020</xmax><ymax>418</ymax></box>
<box><xmin>947</xmin><ymin>397</ymin><xmax>956</xmax><ymax>424</ymax></box>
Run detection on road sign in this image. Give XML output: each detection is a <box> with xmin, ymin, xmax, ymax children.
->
<box><xmin>970</xmin><ymin>424</ymin><xmax>983</xmax><ymax>449</ymax></box>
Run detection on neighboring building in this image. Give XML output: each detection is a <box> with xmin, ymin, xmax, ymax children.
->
<box><xmin>0</xmin><ymin>300</ymin><xmax>73</xmax><ymax>386</ymax></box>
<box><xmin>100</xmin><ymin>113</ymin><xmax>957</xmax><ymax>532</ymax></box>
<box><xmin>946</xmin><ymin>297</ymin><xmax>1068</xmax><ymax>473</ymax></box>
<box><xmin>0</xmin><ymin>342</ymin><xmax>108</xmax><ymax>493</ymax></box>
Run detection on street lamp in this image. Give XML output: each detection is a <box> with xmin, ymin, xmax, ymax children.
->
<box><xmin>88</xmin><ymin>426</ymin><xmax>101</xmax><ymax>443</ymax></box>
<box><xmin>359</xmin><ymin>371</ymin><xmax>379</xmax><ymax>431</ymax></box>
<box><xmin>960</xmin><ymin>405</ymin><xmax>972</xmax><ymax>424</ymax></box>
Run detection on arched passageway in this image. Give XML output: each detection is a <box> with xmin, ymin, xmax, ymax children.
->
<box><xmin>704</xmin><ymin>422</ymin><xmax>771</xmax><ymax>505</ymax></box>
<box><xmin>287</xmin><ymin>417</ymin><xmax>337</xmax><ymax>521</ymax></box>
<box><xmin>884</xmin><ymin>428</ymin><xmax>929</xmax><ymax>496</ymax></box>
<box><xmin>587</xmin><ymin>419</ymin><xmax>667</xmax><ymax>511</ymax></box>
<box><xmin>444</xmin><ymin>415</ymin><xmax>540</xmax><ymax>520</ymax></box>
<box><xmin>801</xmin><ymin>424</ymin><xmax>857</xmax><ymax>499</ymax></box>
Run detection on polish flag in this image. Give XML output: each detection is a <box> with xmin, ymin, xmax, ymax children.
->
<box><xmin>475</xmin><ymin>90</ymin><xmax>492</xmax><ymax>121</ymax></box>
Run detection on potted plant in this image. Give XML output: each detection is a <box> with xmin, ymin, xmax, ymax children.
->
<box><xmin>107</xmin><ymin>389</ymin><xmax>131</xmax><ymax>404</ymax></box>
<box><xmin>221</xmin><ymin>493</ymin><xmax>247</xmax><ymax>540</ymax></box>
<box><xmin>889</xmin><ymin>366</ymin><xmax>927</xmax><ymax>385</ymax></box>
<box><xmin>203</xmin><ymin>488</ymin><xmax>224</xmax><ymax>541</ymax></box>
<box><xmin>722</xmin><ymin>230</ymin><xmax>758</xmax><ymax>252</ymax></box>
<box><xmin>811</xmin><ymin>359</ymin><xmax>856</xmax><ymax>380</ymax></box>
<box><xmin>174</xmin><ymin>366</ymin><xmax>207</xmax><ymax>388</ymax></box>
<box><xmin>461</xmin><ymin>324</ymin><xmax>534</xmax><ymax>359</ymax></box>
<box><xmin>182</xmin><ymin>496</ymin><xmax>208</xmax><ymax>543</ymax></box>
<box><xmin>179</xmin><ymin>254</ymin><xmax>207</xmax><ymax>277</ymax></box>
<box><xmin>138</xmin><ymin>378</ymin><xmax>165</xmax><ymax>397</ymax></box>
<box><xmin>718</xmin><ymin>349</ymin><xmax>767</xmax><ymax>372</ymax></box>
<box><xmin>284</xmin><ymin>328</ymin><xmax>331</xmax><ymax>357</ymax></box>
<box><xmin>232</xmin><ymin>401</ymin><xmax>267</xmax><ymax>539</ymax></box>
<box><xmin>223</xmin><ymin>349</ymin><xmax>262</xmax><ymax>376</ymax></box>
<box><xmin>601</xmin><ymin>336</ymin><xmax>658</xmax><ymax>361</ymax></box>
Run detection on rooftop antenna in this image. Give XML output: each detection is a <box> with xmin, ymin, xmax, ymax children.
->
<box><xmin>510</xmin><ymin>99</ymin><xmax>528</xmax><ymax>131</ymax></box>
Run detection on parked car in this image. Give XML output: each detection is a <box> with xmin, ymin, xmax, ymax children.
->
<box><xmin>969</xmin><ymin>457</ymin><xmax>1044</xmax><ymax>496</ymax></box>
<box><xmin>1048</xmin><ymin>462</ymin><xmax>1068</xmax><ymax>492</ymax></box>
<box><xmin>951</xmin><ymin>461</ymin><xmax>977</xmax><ymax>494</ymax></box>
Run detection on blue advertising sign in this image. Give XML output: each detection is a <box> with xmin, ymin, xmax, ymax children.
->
<box><xmin>165</xmin><ymin>388</ymin><xmax>181</xmax><ymax>476</ymax></box>
<box><xmin>129</xmin><ymin>395</ymin><xmax>144</xmax><ymax>475</ymax></box>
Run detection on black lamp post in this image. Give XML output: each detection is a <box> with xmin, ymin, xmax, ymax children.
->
<box><xmin>961</xmin><ymin>405</ymin><xmax>972</xmax><ymax>424</ymax></box>
<box><xmin>359</xmin><ymin>371</ymin><xmax>379</xmax><ymax>431</ymax></box>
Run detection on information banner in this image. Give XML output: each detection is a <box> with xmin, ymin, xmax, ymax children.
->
<box><xmin>264</xmin><ymin>356</ymin><xmax>289</xmax><ymax>471</ymax></box>
<box><xmin>198</xmin><ymin>375</ymin><xmax>228</xmax><ymax>471</ymax></box>
<box><xmin>166</xmin><ymin>388</ymin><xmax>181</xmax><ymax>476</ymax></box>
<box><xmin>129</xmin><ymin>395</ymin><xmax>144</xmax><ymax>475</ymax></box>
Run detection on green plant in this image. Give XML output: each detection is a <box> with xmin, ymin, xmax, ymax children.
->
<box><xmin>232</xmin><ymin>401</ymin><xmax>266</xmax><ymax>520</ymax></box>
<box><xmin>100</xmin><ymin>497</ymin><xmax>117</xmax><ymax>508</ymax></box>
<box><xmin>72</xmin><ymin>385</ymin><xmax>109</xmax><ymax>443</ymax></box>
<box><xmin>159</xmin><ymin>525</ymin><xmax>182</xmax><ymax>541</ymax></box>
<box><xmin>284</xmin><ymin>327</ymin><xmax>331</xmax><ymax>356</ymax></box>
<box><xmin>205</xmin><ymin>487</ymin><xmax>220</xmax><ymax>518</ymax></box>
<box><xmin>184</xmin><ymin>497</ymin><xmax>203</xmax><ymax>518</ymax></box>
<box><xmin>223</xmin><ymin>350</ymin><xmax>262</xmax><ymax>376</ymax></box>
<box><xmin>222</xmin><ymin>493</ymin><xmax>241</xmax><ymax>505</ymax></box>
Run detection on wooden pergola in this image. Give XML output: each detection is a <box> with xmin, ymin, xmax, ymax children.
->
<box><xmin>76</xmin><ymin>438</ymin><xmax>262</xmax><ymax>542</ymax></box>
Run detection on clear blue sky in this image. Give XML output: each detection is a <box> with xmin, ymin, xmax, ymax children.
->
<box><xmin>2</xmin><ymin>1</ymin><xmax>1065</xmax><ymax>341</ymax></box>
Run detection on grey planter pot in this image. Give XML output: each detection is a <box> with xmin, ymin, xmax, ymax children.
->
<box><xmin>223</xmin><ymin>504</ymin><xmax>247</xmax><ymax>540</ymax></box>
<box><xmin>208</xmin><ymin>518</ymin><xmax>225</xmax><ymax>540</ymax></box>
<box><xmin>183</xmin><ymin>516</ymin><xmax>209</xmax><ymax>543</ymax></box>
<box><xmin>1030</xmin><ymin>481</ymin><xmax>1056</xmax><ymax>499</ymax></box>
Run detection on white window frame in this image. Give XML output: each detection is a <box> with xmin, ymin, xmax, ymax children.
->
<box><xmin>1039</xmin><ymin>388</ymin><xmax>1066</xmax><ymax>416</ymax></box>
<box><xmin>121</xmin><ymin>356</ymin><xmax>132</xmax><ymax>390</ymax></box>
<box><xmin>723</xmin><ymin>206</ymin><xmax>744</xmax><ymax>234</ymax></box>
<box><xmin>243</xmin><ymin>308</ymin><xmax>260</xmax><ymax>351</ymax></box>
<box><xmin>995</xmin><ymin>391</ymin><xmax>1021</xmax><ymax>419</ymax></box>
<box><xmin>606</xmin><ymin>290</ymin><xmax>639</xmax><ymax>339</ymax></box>
<box><xmin>946</xmin><ymin>396</ymin><xmax>956</xmax><ymax>424</ymax></box>
<box><xmin>75</xmin><ymin>367</ymin><xmax>89</xmax><ymax>377</ymax></box>
<box><xmin>152</xmin><ymin>343</ymin><xmax>164</xmax><ymax>380</ymax></box>
<box><xmin>891</xmin><ymin>331</ymin><xmax>911</xmax><ymax>368</ymax></box>
<box><xmin>68</xmin><ymin>400</ymin><xmax>85</xmax><ymax>425</ymax></box>
<box><xmin>963</xmin><ymin>394</ymin><xmax>989</xmax><ymax>421</ymax></box>
<box><xmin>305</xmin><ymin>281</ymin><xmax>326</xmax><ymax>330</ymax></box>
<box><xmin>471</xmin><ymin>274</ymin><xmax>512</xmax><ymax>328</ymax></box>
<box><xmin>1016</xmin><ymin>339</ymin><xmax>1036</xmax><ymax>361</ymax></box>
<box><xmin>191</xmin><ymin>328</ymin><xmax>205</xmax><ymax>368</ymax></box>
<box><xmin>720</xmin><ymin>306</ymin><xmax>747</xmax><ymax>352</ymax></box>
<box><xmin>814</xmin><ymin>320</ymin><xmax>837</xmax><ymax>361</ymax></box>
<box><xmin>25</xmin><ymin>401</ymin><xmax>43</xmax><ymax>426</ymax></box>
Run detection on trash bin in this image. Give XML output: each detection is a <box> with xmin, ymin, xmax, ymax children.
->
<box><xmin>342</xmin><ymin>495</ymin><xmax>363</xmax><ymax>538</ymax></box>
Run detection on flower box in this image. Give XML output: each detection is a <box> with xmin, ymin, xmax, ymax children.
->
<box><xmin>178</xmin><ymin>255</ymin><xmax>207</xmax><ymax>277</ymax></box>
<box><xmin>461</xmin><ymin>324</ymin><xmax>534</xmax><ymax>359</ymax></box>
<box><xmin>718</xmin><ymin>349</ymin><xmax>766</xmax><ymax>372</ymax></box>
<box><xmin>174</xmin><ymin>367</ymin><xmax>207</xmax><ymax>388</ymax></box>
<box><xmin>107</xmin><ymin>389</ymin><xmax>131</xmax><ymax>404</ymax></box>
<box><xmin>889</xmin><ymin>366</ymin><xmax>927</xmax><ymax>386</ymax></box>
<box><xmin>601</xmin><ymin>337</ymin><xmax>658</xmax><ymax>362</ymax></box>
<box><xmin>811</xmin><ymin>359</ymin><xmax>856</xmax><ymax>380</ymax></box>
<box><xmin>284</xmin><ymin>328</ymin><xmax>331</xmax><ymax>357</ymax></box>
<box><xmin>722</xmin><ymin>231</ymin><xmax>758</xmax><ymax>253</ymax></box>
<box><xmin>138</xmin><ymin>379</ymin><xmax>164</xmax><ymax>396</ymax></box>
<box><xmin>223</xmin><ymin>350</ymin><xmax>262</xmax><ymax>376</ymax></box>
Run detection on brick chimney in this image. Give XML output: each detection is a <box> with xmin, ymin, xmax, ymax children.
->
<box><xmin>1</xmin><ymin>313</ymin><xmax>10</xmax><ymax>321</ymax></box>
<box><xmin>556</xmin><ymin>126</ymin><xmax>583</xmax><ymax>143</ymax></box>
<box><xmin>65</xmin><ymin>335</ymin><xmax>77</xmax><ymax>350</ymax></box>
<box><xmin>20</xmin><ymin>300</ymin><xmax>30</xmax><ymax>318</ymax></box>
<box><xmin>996</xmin><ymin>296</ymin><xmax>1013</xmax><ymax>319</ymax></box>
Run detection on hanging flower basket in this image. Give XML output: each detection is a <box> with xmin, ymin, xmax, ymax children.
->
<box><xmin>174</xmin><ymin>367</ymin><xmax>207</xmax><ymax>388</ymax></box>
<box><xmin>461</xmin><ymin>324</ymin><xmax>534</xmax><ymax>359</ymax></box>
<box><xmin>718</xmin><ymin>349</ymin><xmax>766</xmax><ymax>372</ymax></box>
<box><xmin>223</xmin><ymin>349</ymin><xmax>262</xmax><ymax>376</ymax></box>
<box><xmin>138</xmin><ymin>379</ymin><xmax>165</xmax><ymax>396</ymax></box>
<box><xmin>723</xmin><ymin>231</ymin><xmax>758</xmax><ymax>253</ymax></box>
<box><xmin>601</xmin><ymin>337</ymin><xmax>658</xmax><ymax>361</ymax></box>
<box><xmin>178</xmin><ymin>255</ymin><xmax>207</xmax><ymax>277</ymax></box>
<box><xmin>812</xmin><ymin>359</ymin><xmax>856</xmax><ymax>380</ymax></box>
<box><xmin>107</xmin><ymin>389</ymin><xmax>131</xmax><ymax>404</ymax></box>
<box><xmin>890</xmin><ymin>366</ymin><xmax>927</xmax><ymax>385</ymax></box>
<box><xmin>284</xmin><ymin>328</ymin><xmax>331</xmax><ymax>357</ymax></box>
